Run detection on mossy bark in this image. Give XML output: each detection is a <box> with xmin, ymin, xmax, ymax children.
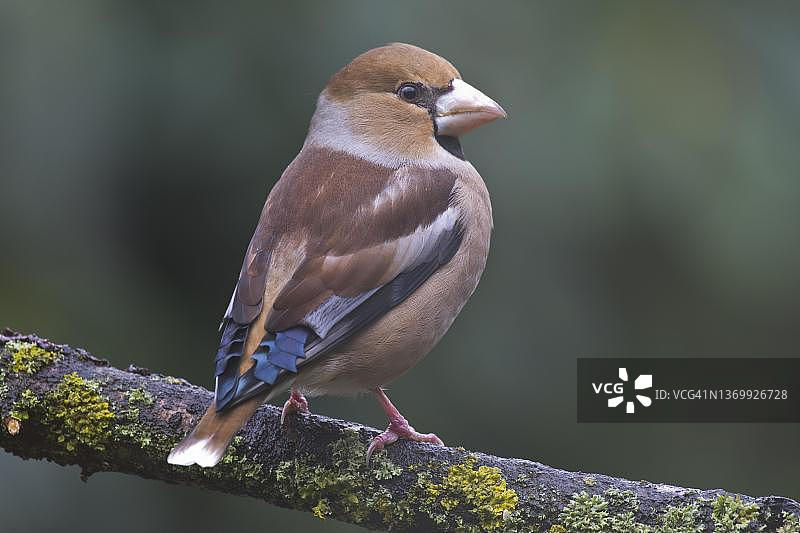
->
<box><xmin>1</xmin><ymin>330</ymin><xmax>798</xmax><ymax>532</ymax></box>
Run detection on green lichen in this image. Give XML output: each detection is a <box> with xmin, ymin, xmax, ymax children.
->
<box><xmin>559</xmin><ymin>491</ymin><xmax>611</xmax><ymax>532</ymax></box>
<box><xmin>372</xmin><ymin>485</ymin><xmax>414</xmax><ymax>527</ymax></box>
<box><xmin>216</xmin><ymin>436</ymin><xmax>264</xmax><ymax>481</ymax></box>
<box><xmin>116</xmin><ymin>387</ymin><xmax>158</xmax><ymax>448</ymax></box>
<box><xmin>275</xmin><ymin>428</ymin><xmax>430</xmax><ymax>529</ymax></box>
<box><xmin>125</xmin><ymin>388</ymin><xmax>154</xmax><ymax>406</ymax></box>
<box><xmin>273</xmin><ymin>430</ymin><xmax>744</xmax><ymax>532</ymax></box>
<box><xmin>275</xmin><ymin>430</ymin><xmax>526</xmax><ymax>531</ymax></box>
<box><xmin>9</xmin><ymin>389</ymin><xmax>40</xmax><ymax>421</ymax></box>
<box><xmin>372</xmin><ymin>456</ymin><xmax>403</xmax><ymax>480</ymax></box>
<box><xmin>423</xmin><ymin>456</ymin><xmax>519</xmax><ymax>531</ymax></box>
<box><xmin>6</xmin><ymin>341</ymin><xmax>61</xmax><ymax>374</ymax></box>
<box><xmin>116</xmin><ymin>410</ymin><xmax>153</xmax><ymax>446</ymax></box>
<box><xmin>44</xmin><ymin>372</ymin><xmax>115</xmax><ymax>452</ymax></box>
<box><xmin>604</xmin><ymin>488</ymin><xmax>640</xmax><ymax>515</ymax></box>
<box><xmin>602</xmin><ymin>489</ymin><xmax>650</xmax><ymax>533</ymax></box>
<box><xmin>174</xmin><ymin>437</ymin><xmax>266</xmax><ymax>489</ymax></box>
<box><xmin>610</xmin><ymin>512</ymin><xmax>651</xmax><ymax>533</ymax></box>
<box><xmin>553</xmin><ymin>489</ymin><xmax>718</xmax><ymax>533</ymax></box>
<box><xmin>117</xmin><ymin>422</ymin><xmax>153</xmax><ymax>448</ymax></box>
<box><xmin>658</xmin><ymin>503</ymin><xmax>703</xmax><ymax>533</ymax></box>
<box><xmin>777</xmin><ymin>511</ymin><xmax>800</xmax><ymax>533</ymax></box>
<box><xmin>275</xmin><ymin>428</ymin><xmax>405</xmax><ymax>526</ymax></box>
<box><xmin>711</xmin><ymin>495</ymin><xmax>759</xmax><ymax>532</ymax></box>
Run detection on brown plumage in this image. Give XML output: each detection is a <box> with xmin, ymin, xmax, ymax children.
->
<box><xmin>168</xmin><ymin>43</ymin><xmax>504</xmax><ymax>467</ymax></box>
<box><xmin>327</xmin><ymin>43</ymin><xmax>460</xmax><ymax>97</ymax></box>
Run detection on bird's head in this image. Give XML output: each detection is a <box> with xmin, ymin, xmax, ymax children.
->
<box><xmin>308</xmin><ymin>43</ymin><xmax>506</xmax><ymax>165</ymax></box>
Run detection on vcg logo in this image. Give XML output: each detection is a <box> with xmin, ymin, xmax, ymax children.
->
<box><xmin>592</xmin><ymin>367</ymin><xmax>653</xmax><ymax>414</ymax></box>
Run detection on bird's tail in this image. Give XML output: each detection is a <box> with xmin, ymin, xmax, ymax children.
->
<box><xmin>167</xmin><ymin>392</ymin><xmax>267</xmax><ymax>467</ymax></box>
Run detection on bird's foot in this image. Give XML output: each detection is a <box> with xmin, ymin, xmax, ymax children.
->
<box><xmin>366</xmin><ymin>387</ymin><xmax>443</xmax><ymax>464</ymax></box>
<box><xmin>366</xmin><ymin>415</ymin><xmax>444</xmax><ymax>464</ymax></box>
<box><xmin>280</xmin><ymin>389</ymin><xmax>310</xmax><ymax>426</ymax></box>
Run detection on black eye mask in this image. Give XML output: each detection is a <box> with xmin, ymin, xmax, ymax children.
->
<box><xmin>395</xmin><ymin>82</ymin><xmax>464</xmax><ymax>160</ymax></box>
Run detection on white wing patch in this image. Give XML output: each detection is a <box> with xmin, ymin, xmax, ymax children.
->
<box><xmin>301</xmin><ymin>206</ymin><xmax>460</xmax><ymax>338</ymax></box>
<box><xmin>393</xmin><ymin>206</ymin><xmax>460</xmax><ymax>271</ymax></box>
<box><xmin>304</xmin><ymin>288</ymin><xmax>380</xmax><ymax>338</ymax></box>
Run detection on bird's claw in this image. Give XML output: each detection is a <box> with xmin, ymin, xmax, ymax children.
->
<box><xmin>280</xmin><ymin>391</ymin><xmax>309</xmax><ymax>426</ymax></box>
<box><xmin>366</xmin><ymin>420</ymin><xmax>443</xmax><ymax>464</ymax></box>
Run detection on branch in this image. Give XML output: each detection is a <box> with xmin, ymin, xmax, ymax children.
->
<box><xmin>0</xmin><ymin>330</ymin><xmax>797</xmax><ymax>532</ymax></box>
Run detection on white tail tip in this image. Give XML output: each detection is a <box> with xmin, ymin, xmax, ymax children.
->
<box><xmin>167</xmin><ymin>437</ymin><xmax>225</xmax><ymax>468</ymax></box>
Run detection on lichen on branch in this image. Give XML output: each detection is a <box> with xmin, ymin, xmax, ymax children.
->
<box><xmin>0</xmin><ymin>331</ymin><xmax>798</xmax><ymax>532</ymax></box>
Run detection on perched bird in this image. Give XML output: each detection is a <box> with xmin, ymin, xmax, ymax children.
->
<box><xmin>167</xmin><ymin>43</ymin><xmax>505</xmax><ymax>467</ymax></box>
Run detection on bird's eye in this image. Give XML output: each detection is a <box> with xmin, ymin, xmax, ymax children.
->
<box><xmin>397</xmin><ymin>83</ymin><xmax>421</xmax><ymax>103</ymax></box>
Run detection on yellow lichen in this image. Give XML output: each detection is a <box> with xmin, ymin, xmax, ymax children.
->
<box><xmin>424</xmin><ymin>456</ymin><xmax>519</xmax><ymax>531</ymax></box>
<box><xmin>312</xmin><ymin>498</ymin><xmax>332</xmax><ymax>519</ymax></box>
<box><xmin>9</xmin><ymin>389</ymin><xmax>40</xmax><ymax>421</ymax></box>
<box><xmin>6</xmin><ymin>373</ymin><xmax>115</xmax><ymax>452</ymax></box>
<box><xmin>45</xmin><ymin>372</ymin><xmax>115</xmax><ymax>452</ymax></box>
<box><xmin>7</xmin><ymin>341</ymin><xmax>61</xmax><ymax>374</ymax></box>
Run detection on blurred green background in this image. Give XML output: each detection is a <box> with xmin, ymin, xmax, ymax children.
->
<box><xmin>2</xmin><ymin>1</ymin><xmax>799</xmax><ymax>531</ymax></box>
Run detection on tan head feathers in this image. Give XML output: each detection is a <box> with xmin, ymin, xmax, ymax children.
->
<box><xmin>326</xmin><ymin>43</ymin><xmax>460</xmax><ymax>98</ymax></box>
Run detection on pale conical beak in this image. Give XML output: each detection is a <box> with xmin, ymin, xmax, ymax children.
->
<box><xmin>435</xmin><ymin>79</ymin><xmax>506</xmax><ymax>137</ymax></box>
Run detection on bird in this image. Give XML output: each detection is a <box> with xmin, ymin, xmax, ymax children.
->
<box><xmin>167</xmin><ymin>43</ymin><xmax>505</xmax><ymax>468</ymax></box>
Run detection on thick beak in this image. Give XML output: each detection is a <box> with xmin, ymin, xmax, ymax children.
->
<box><xmin>435</xmin><ymin>79</ymin><xmax>506</xmax><ymax>137</ymax></box>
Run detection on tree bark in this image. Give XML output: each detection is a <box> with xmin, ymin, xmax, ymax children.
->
<box><xmin>1</xmin><ymin>330</ymin><xmax>798</xmax><ymax>532</ymax></box>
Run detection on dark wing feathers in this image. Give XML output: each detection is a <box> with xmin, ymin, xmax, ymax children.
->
<box><xmin>213</xmin><ymin>147</ymin><xmax>462</xmax><ymax>411</ymax></box>
<box><xmin>303</xmin><ymin>220</ymin><xmax>464</xmax><ymax>361</ymax></box>
<box><xmin>230</xmin><ymin>234</ymin><xmax>273</xmax><ymax>324</ymax></box>
<box><xmin>214</xmin><ymin>321</ymin><xmax>249</xmax><ymax>408</ymax></box>
<box><xmin>217</xmin><ymin>220</ymin><xmax>463</xmax><ymax>411</ymax></box>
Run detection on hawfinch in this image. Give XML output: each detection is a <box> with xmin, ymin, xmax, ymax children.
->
<box><xmin>168</xmin><ymin>43</ymin><xmax>505</xmax><ymax>467</ymax></box>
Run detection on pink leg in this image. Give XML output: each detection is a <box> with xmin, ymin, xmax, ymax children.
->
<box><xmin>280</xmin><ymin>389</ymin><xmax>310</xmax><ymax>426</ymax></box>
<box><xmin>366</xmin><ymin>388</ymin><xmax>443</xmax><ymax>463</ymax></box>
